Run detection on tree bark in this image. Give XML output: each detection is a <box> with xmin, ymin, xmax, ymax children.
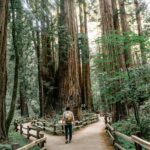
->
<box><xmin>112</xmin><ymin>0</ymin><xmax>128</xmax><ymax>121</ymax></box>
<box><xmin>0</xmin><ymin>0</ymin><xmax>8</xmax><ymax>140</ymax></box>
<box><xmin>40</xmin><ymin>0</ymin><xmax>56</xmax><ymax>115</ymax></box>
<box><xmin>118</xmin><ymin>0</ymin><xmax>133</xmax><ymax>68</ymax></box>
<box><xmin>32</xmin><ymin>28</ymin><xmax>44</xmax><ymax>117</ymax></box>
<box><xmin>79</xmin><ymin>0</ymin><xmax>93</xmax><ymax>110</ymax></box>
<box><xmin>112</xmin><ymin>0</ymin><xmax>126</xmax><ymax>70</ymax></box>
<box><xmin>134</xmin><ymin>0</ymin><xmax>147</xmax><ymax>64</ymax></box>
<box><xmin>57</xmin><ymin>0</ymin><xmax>81</xmax><ymax>118</ymax></box>
<box><xmin>20</xmin><ymin>84</ymin><xmax>29</xmax><ymax>117</ymax></box>
<box><xmin>99</xmin><ymin>0</ymin><xmax>115</xmax><ymax>112</ymax></box>
<box><xmin>36</xmin><ymin>31</ymin><xmax>44</xmax><ymax>117</ymax></box>
<box><xmin>6</xmin><ymin>0</ymin><xmax>19</xmax><ymax>133</ymax></box>
<box><xmin>15</xmin><ymin>0</ymin><xmax>29</xmax><ymax>118</ymax></box>
<box><xmin>99</xmin><ymin>0</ymin><xmax>128</xmax><ymax>122</ymax></box>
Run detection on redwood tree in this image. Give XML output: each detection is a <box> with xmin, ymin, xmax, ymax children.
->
<box><xmin>0</xmin><ymin>0</ymin><xmax>8</xmax><ymax>140</ymax></box>
<box><xmin>134</xmin><ymin>0</ymin><xmax>147</xmax><ymax>64</ymax></box>
<box><xmin>99</xmin><ymin>0</ymin><xmax>127</xmax><ymax>122</ymax></box>
<box><xmin>57</xmin><ymin>0</ymin><xmax>81</xmax><ymax>118</ymax></box>
<box><xmin>6</xmin><ymin>0</ymin><xmax>20</xmax><ymax>133</ymax></box>
<box><xmin>118</xmin><ymin>0</ymin><xmax>133</xmax><ymax>68</ymax></box>
<box><xmin>79</xmin><ymin>0</ymin><xmax>93</xmax><ymax>110</ymax></box>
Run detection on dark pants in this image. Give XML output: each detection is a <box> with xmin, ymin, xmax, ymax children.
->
<box><xmin>65</xmin><ymin>124</ymin><xmax>72</xmax><ymax>141</ymax></box>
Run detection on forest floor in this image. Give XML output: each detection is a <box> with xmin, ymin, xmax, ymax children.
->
<box><xmin>44</xmin><ymin>117</ymin><xmax>114</xmax><ymax>150</ymax></box>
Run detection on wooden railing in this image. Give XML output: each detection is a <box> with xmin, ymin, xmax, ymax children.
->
<box><xmin>105</xmin><ymin>115</ymin><xmax>150</xmax><ymax>150</ymax></box>
<box><xmin>31</xmin><ymin>114</ymin><xmax>99</xmax><ymax>135</ymax></box>
<box><xmin>15</xmin><ymin>123</ymin><xmax>42</xmax><ymax>139</ymax></box>
<box><xmin>12</xmin><ymin>137</ymin><xmax>47</xmax><ymax>150</ymax></box>
<box><xmin>12</xmin><ymin>123</ymin><xmax>47</xmax><ymax>150</ymax></box>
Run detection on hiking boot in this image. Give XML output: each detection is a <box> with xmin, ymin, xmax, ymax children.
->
<box><xmin>65</xmin><ymin>140</ymin><xmax>68</xmax><ymax>144</ymax></box>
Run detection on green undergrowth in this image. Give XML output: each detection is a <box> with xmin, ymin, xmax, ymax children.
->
<box><xmin>112</xmin><ymin>117</ymin><xmax>139</xmax><ymax>150</ymax></box>
<box><xmin>0</xmin><ymin>132</ymin><xmax>40</xmax><ymax>150</ymax></box>
<box><xmin>115</xmin><ymin>137</ymin><xmax>135</xmax><ymax>150</ymax></box>
<box><xmin>10</xmin><ymin>132</ymin><xmax>40</xmax><ymax>150</ymax></box>
<box><xmin>0</xmin><ymin>144</ymin><xmax>11</xmax><ymax>150</ymax></box>
<box><xmin>112</xmin><ymin>114</ymin><xmax>150</xmax><ymax>150</ymax></box>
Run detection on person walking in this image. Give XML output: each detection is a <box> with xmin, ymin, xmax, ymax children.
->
<box><xmin>62</xmin><ymin>107</ymin><xmax>75</xmax><ymax>144</ymax></box>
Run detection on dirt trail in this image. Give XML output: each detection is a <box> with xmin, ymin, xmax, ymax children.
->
<box><xmin>44</xmin><ymin>118</ymin><xmax>114</xmax><ymax>150</ymax></box>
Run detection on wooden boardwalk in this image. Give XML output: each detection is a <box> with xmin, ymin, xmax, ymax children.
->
<box><xmin>44</xmin><ymin>118</ymin><xmax>114</xmax><ymax>150</ymax></box>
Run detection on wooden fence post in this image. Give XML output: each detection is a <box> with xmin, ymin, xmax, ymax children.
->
<box><xmin>62</xmin><ymin>125</ymin><xmax>64</xmax><ymax>134</ymax></box>
<box><xmin>104</xmin><ymin>114</ymin><xmax>107</xmax><ymax>124</ymax></box>
<box><xmin>14</xmin><ymin>121</ymin><xmax>18</xmax><ymax>132</ymax></box>
<box><xmin>43</xmin><ymin>122</ymin><xmax>46</xmax><ymax>131</ymax></box>
<box><xmin>112</xmin><ymin>128</ymin><xmax>116</xmax><ymax>146</ymax></box>
<box><xmin>54</xmin><ymin>125</ymin><xmax>56</xmax><ymax>135</ymax></box>
<box><xmin>12</xmin><ymin>143</ymin><xmax>20</xmax><ymax>150</ymax></box>
<box><xmin>96</xmin><ymin>115</ymin><xmax>99</xmax><ymax>121</ymax></box>
<box><xmin>37</xmin><ymin>129</ymin><xmax>40</xmax><ymax>139</ymax></box>
<box><xmin>31</xmin><ymin>119</ymin><xmax>34</xmax><ymax>125</ymax></box>
<box><xmin>39</xmin><ymin>134</ymin><xmax>45</xmax><ymax>148</ymax></box>
<box><xmin>134</xmin><ymin>131</ymin><xmax>142</xmax><ymax>150</ymax></box>
<box><xmin>27</xmin><ymin>126</ymin><xmax>30</xmax><ymax>139</ymax></box>
<box><xmin>108</xmin><ymin>116</ymin><xmax>111</xmax><ymax>124</ymax></box>
<box><xmin>20</xmin><ymin>124</ymin><xmax>23</xmax><ymax>134</ymax></box>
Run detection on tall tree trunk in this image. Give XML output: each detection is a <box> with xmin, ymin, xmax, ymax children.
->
<box><xmin>31</xmin><ymin>0</ymin><xmax>45</xmax><ymax>117</ymax></box>
<box><xmin>20</xmin><ymin>84</ymin><xmax>29</xmax><ymax>117</ymax></box>
<box><xmin>41</xmin><ymin>0</ymin><xmax>56</xmax><ymax>115</ymax></box>
<box><xmin>79</xmin><ymin>0</ymin><xmax>84</xmax><ymax>106</ymax></box>
<box><xmin>0</xmin><ymin>0</ymin><xmax>8</xmax><ymax>140</ymax></box>
<box><xmin>99</xmin><ymin>0</ymin><xmax>127</xmax><ymax>122</ymax></box>
<box><xmin>16</xmin><ymin>0</ymin><xmax>29</xmax><ymax>118</ymax></box>
<box><xmin>6</xmin><ymin>0</ymin><xmax>19</xmax><ymax>134</ymax></box>
<box><xmin>77</xmin><ymin>3</ymin><xmax>82</xmax><ymax>104</ymax></box>
<box><xmin>112</xmin><ymin>0</ymin><xmax>126</xmax><ymax>69</ymax></box>
<box><xmin>79</xmin><ymin>0</ymin><xmax>93</xmax><ymax>110</ymax></box>
<box><xmin>99</xmin><ymin>0</ymin><xmax>116</xmax><ymax>121</ymax></box>
<box><xmin>36</xmin><ymin>31</ymin><xmax>44</xmax><ymax>117</ymax></box>
<box><xmin>112</xmin><ymin>0</ymin><xmax>128</xmax><ymax>120</ymax></box>
<box><xmin>134</xmin><ymin>0</ymin><xmax>147</xmax><ymax>64</ymax></box>
<box><xmin>19</xmin><ymin>51</ymin><xmax>29</xmax><ymax>117</ymax></box>
<box><xmin>32</xmin><ymin>28</ymin><xmax>45</xmax><ymax>117</ymax></box>
<box><xmin>118</xmin><ymin>0</ymin><xmax>133</xmax><ymax>68</ymax></box>
<box><xmin>57</xmin><ymin>0</ymin><xmax>81</xmax><ymax>118</ymax></box>
<box><xmin>118</xmin><ymin>0</ymin><xmax>141</xmax><ymax>125</ymax></box>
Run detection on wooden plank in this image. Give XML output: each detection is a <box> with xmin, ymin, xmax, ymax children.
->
<box><xmin>106</xmin><ymin>124</ymin><xmax>114</xmax><ymax>131</ymax></box>
<box><xmin>32</xmin><ymin>125</ymin><xmax>44</xmax><ymax>131</ymax></box>
<box><xmin>106</xmin><ymin>130</ymin><xmax>114</xmax><ymax>141</ymax></box>
<box><xmin>34</xmin><ymin>121</ymin><xmax>43</xmax><ymax>126</ymax></box>
<box><xmin>17</xmin><ymin>137</ymin><xmax>47</xmax><ymax>150</ymax></box>
<box><xmin>23</xmin><ymin>133</ymin><xmax>27</xmax><ymax>136</ymax></box>
<box><xmin>40</xmin><ymin>147</ymin><xmax>46</xmax><ymax>150</ymax></box>
<box><xmin>115</xmin><ymin>131</ymin><xmax>134</xmax><ymax>144</ymax></box>
<box><xmin>29</xmin><ymin>133</ymin><xmax>37</xmax><ymax>139</ymax></box>
<box><xmin>22</xmin><ymin>126</ymin><xmax>28</xmax><ymax>130</ymax></box>
<box><xmin>29</xmin><ymin>126</ymin><xmax>41</xmax><ymax>131</ymax></box>
<box><xmin>132</xmin><ymin>135</ymin><xmax>150</xmax><ymax>150</ymax></box>
<box><xmin>114</xmin><ymin>143</ymin><xmax>126</xmax><ymax>150</ymax></box>
<box><xmin>106</xmin><ymin>113</ymin><xmax>112</xmax><ymax>118</ymax></box>
<box><xmin>44</xmin><ymin>127</ymin><xmax>53</xmax><ymax>132</ymax></box>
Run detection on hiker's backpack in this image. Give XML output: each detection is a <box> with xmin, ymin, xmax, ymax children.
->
<box><xmin>65</xmin><ymin>111</ymin><xmax>73</xmax><ymax>123</ymax></box>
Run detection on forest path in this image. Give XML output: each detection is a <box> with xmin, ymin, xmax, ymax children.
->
<box><xmin>44</xmin><ymin>117</ymin><xmax>114</xmax><ymax>150</ymax></box>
